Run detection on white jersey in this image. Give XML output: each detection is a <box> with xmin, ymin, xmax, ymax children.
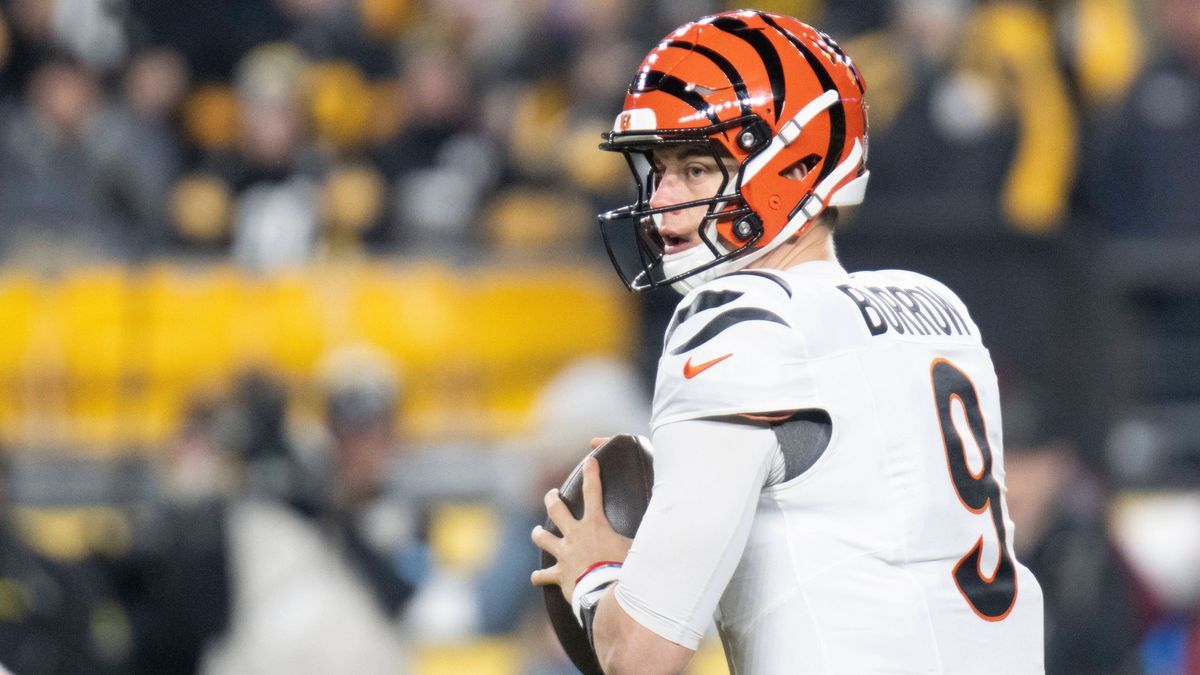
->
<box><xmin>623</xmin><ymin>260</ymin><xmax>1043</xmax><ymax>674</ymax></box>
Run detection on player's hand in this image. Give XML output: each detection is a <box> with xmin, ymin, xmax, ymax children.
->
<box><xmin>530</xmin><ymin>456</ymin><xmax>632</xmax><ymax>602</ymax></box>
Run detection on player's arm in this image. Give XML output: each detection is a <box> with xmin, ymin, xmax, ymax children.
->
<box><xmin>555</xmin><ymin>417</ymin><xmax>776</xmax><ymax>674</ymax></box>
<box><xmin>591</xmin><ymin>582</ymin><xmax>692</xmax><ymax>674</ymax></box>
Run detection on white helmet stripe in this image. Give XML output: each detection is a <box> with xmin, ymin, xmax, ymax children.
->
<box><xmin>741</xmin><ymin>89</ymin><xmax>839</xmax><ymax>182</ymax></box>
<box><xmin>813</xmin><ymin>136</ymin><xmax>863</xmax><ymax>204</ymax></box>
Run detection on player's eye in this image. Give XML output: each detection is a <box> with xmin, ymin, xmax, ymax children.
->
<box><xmin>686</xmin><ymin>164</ymin><xmax>709</xmax><ymax>180</ymax></box>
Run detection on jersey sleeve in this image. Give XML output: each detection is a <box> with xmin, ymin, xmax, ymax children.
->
<box><xmin>650</xmin><ymin>272</ymin><xmax>819</xmax><ymax>431</ymax></box>
<box><xmin>614</xmin><ymin>417</ymin><xmax>777</xmax><ymax>648</ymax></box>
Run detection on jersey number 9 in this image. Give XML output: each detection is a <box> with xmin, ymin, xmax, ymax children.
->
<box><xmin>931</xmin><ymin>358</ymin><xmax>1018</xmax><ymax>621</ymax></box>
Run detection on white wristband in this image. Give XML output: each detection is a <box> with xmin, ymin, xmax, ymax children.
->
<box><xmin>571</xmin><ymin>563</ymin><xmax>623</xmax><ymax>626</ymax></box>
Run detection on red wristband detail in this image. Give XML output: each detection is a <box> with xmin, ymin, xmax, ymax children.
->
<box><xmin>575</xmin><ymin>560</ymin><xmax>623</xmax><ymax>586</ymax></box>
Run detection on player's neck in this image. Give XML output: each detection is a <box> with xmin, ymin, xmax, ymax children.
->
<box><xmin>747</xmin><ymin>225</ymin><xmax>837</xmax><ymax>272</ymax></box>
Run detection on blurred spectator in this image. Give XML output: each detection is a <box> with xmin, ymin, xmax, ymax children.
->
<box><xmin>1109</xmin><ymin>490</ymin><xmax>1200</xmax><ymax>674</ymax></box>
<box><xmin>847</xmin><ymin>0</ymin><xmax>1077</xmax><ymax>237</ymax></box>
<box><xmin>318</xmin><ymin>162</ymin><xmax>388</xmax><ymax>259</ymax></box>
<box><xmin>127</xmin><ymin>0</ymin><xmax>290</xmax><ymax>81</ymax></box>
<box><xmin>51</xmin><ymin>0</ymin><xmax>129</xmax><ymax>74</ymax></box>
<box><xmin>123</xmin><ymin>47</ymin><xmax>189</xmax><ymax>124</ymax></box>
<box><xmin>278</xmin><ymin>0</ymin><xmax>394</xmax><ymax>75</ymax></box>
<box><xmin>203</xmin><ymin>362</ymin><xmax>419</xmax><ymax>673</ymax></box>
<box><xmin>0</xmin><ymin>0</ymin><xmax>128</xmax><ymax>89</ymax></box>
<box><xmin>1003</xmin><ymin>388</ymin><xmax>1146</xmax><ymax>674</ymax></box>
<box><xmin>0</xmin><ymin>1</ymin><xmax>61</xmax><ymax>95</ymax></box>
<box><xmin>319</xmin><ymin>344</ymin><xmax>427</xmax><ymax>616</ymax></box>
<box><xmin>0</xmin><ymin>9</ymin><xmax>10</xmax><ymax>77</ymax></box>
<box><xmin>0</xmin><ymin>55</ymin><xmax>172</xmax><ymax>265</ymax></box>
<box><xmin>220</xmin><ymin>44</ymin><xmax>326</xmax><ymax>271</ymax></box>
<box><xmin>1049</xmin><ymin>0</ymin><xmax>1145</xmax><ymax>110</ymax></box>
<box><xmin>375</xmin><ymin>43</ymin><xmax>502</xmax><ymax>255</ymax></box>
<box><xmin>0</xmin><ymin>450</ymin><xmax>131</xmax><ymax>673</ymax></box>
<box><xmin>111</xmin><ymin>397</ymin><xmax>232</xmax><ymax>674</ymax></box>
<box><xmin>1080</xmin><ymin>0</ymin><xmax>1200</xmax><ymax>237</ymax></box>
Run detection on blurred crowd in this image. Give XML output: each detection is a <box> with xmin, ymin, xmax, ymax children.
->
<box><xmin>1</xmin><ymin>0</ymin><xmax>1200</xmax><ymax>673</ymax></box>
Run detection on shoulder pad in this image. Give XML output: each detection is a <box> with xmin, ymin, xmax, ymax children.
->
<box><xmin>662</xmin><ymin>270</ymin><xmax>792</xmax><ymax>354</ymax></box>
<box><xmin>651</xmin><ymin>271</ymin><xmax>818</xmax><ymax>429</ymax></box>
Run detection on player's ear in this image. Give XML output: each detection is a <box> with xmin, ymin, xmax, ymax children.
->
<box><xmin>780</xmin><ymin>154</ymin><xmax>820</xmax><ymax>182</ymax></box>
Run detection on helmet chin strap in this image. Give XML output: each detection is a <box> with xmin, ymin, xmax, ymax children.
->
<box><xmin>663</xmin><ymin>243</ymin><xmax>721</xmax><ymax>294</ymax></box>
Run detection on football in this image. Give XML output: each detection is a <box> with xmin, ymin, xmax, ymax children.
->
<box><xmin>541</xmin><ymin>434</ymin><xmax>655</xmax><ymax>675</ymax></box>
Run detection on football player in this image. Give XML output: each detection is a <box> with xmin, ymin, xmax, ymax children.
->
<box><xmin>532</xmin><ymin>10</ymin><xmax>1044</xmax><ymax>674</ymax></box>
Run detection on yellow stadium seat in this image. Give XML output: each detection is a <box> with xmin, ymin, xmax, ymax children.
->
<box><xmin>562</xmin><ymin>121</ymin><xmax>630</xmax><ymax>194</ymax></box>
<box><xmin>0</xmin><ymin>272</ymin><xmax>40</xmax><ymax>445</ymax></box>
<box><xmin>357</xmin><ymin>0</ymin><xmax>412</xmax><ymax>41</ymax></box>
<box><xmin>67</xmin><ymin>381</ymin><xmax>125</xmax><ymax>451</ymax></box>
<box><xmin>53</xmin><ymin>268</ymin><xmax>133</xmax><ymax>449</ymax></box>
<box><xmin>307</xmin><ymin>61</ymin><xmax>373</xmax><ymax>150</ymax></box>
<box><xmin>321</xmin><ymin>164</ymin><xmax>386</xmax><ymax>257</ymax></box>
<box><xmin>129</xmin><ymin>380</ymin><xmax>191</xmax><ymax>447</ymax></box>
<box><xmin>483</xmin><ymin>188</ymin><xmax>592</xmax><ymax>254</ymax></box>
<box><xmin>345</xmin><ymin>263</ymin><xmax>461</xmax><ymax>365</ymax></box>
<box><xmin>182</xmin><ymin>84</ymin><xmax>240</xmax><ymax>150</ymax></box>
<box><xmin>509</xmin><ymin>81</ymin><xmax>569</xmax><ymax>178</ymax></box>
<box><xmin>460</xmin><ymin>264</ymin><xmax>634</xmax><ymax>434</ymax></box>
<box><xmin>367</xmin><ymin>79</ymin><xmax>407</xmax><ymax>144</ymax></box>
<box><xmin>12</xmin><ymin>506</ymin><xmax>132</xmax><ymax>561</ymax></box>
<box><xmin>414</xmin><ymin>638</ymin><xmax>520</xmax><ymax>675</ymax></box>
<box><xmin>131</xmin><ymin>264</ymin><xmax>245</xmax><ymax>446</ymax></box>
<box><xmin>428</xmin><ymin>502</ymin><xmax>500</xmax><ymax>573</ymax></box>
<box><xmin>451</xmin><ymin>265</ymin><xmax>633</xmax><ymax>432</ymax></box>
<box><xmin>140</xmin><ymin>264</ymin><xmax>245</xmax><ymax>382</ymax></box>
<box><xmin>170</xmin><ymin>173</ymin><xmax>234</xmax><ymax>244</ymax></box>
<box><xmin>0</xmin><ymin>271</ymin><xmax>39</xmax><ymax>376</ymax></box>
<box><xmin>339</xmin><ymin>263</ymin><xmax>468</xmax><ymax>437</ymax></box>
<box><xmin>247</xmin><ymin>270</ymin><xmax>328</xmax><ymax>377</ymax></box>
<box><xmin>463</xmin><ymin>265</ymin><xmax>630</xmax><ymax>362</ymax></box>
<box><xmin>4</xmin><ymin>258</ymin><xmax>638</xmax><ymax>451</ymax></box>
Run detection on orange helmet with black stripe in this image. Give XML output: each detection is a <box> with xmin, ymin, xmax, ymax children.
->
<box><xmin>598</xmin><ymin>10</ymin><xmax>869</xmax><ymax>293</ymax></box>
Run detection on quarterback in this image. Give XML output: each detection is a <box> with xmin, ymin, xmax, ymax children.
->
<box><xmin>532</xmin><ymin>10</ymin><xmax>1044</xmax><ymax>674</ymax></box>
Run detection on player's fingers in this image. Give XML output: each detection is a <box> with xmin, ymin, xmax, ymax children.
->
<box><xmin>543</xmin><ymin>489</ymin><xmax>575</xmax><ymax>532</ymax></box>
<box><xmin>530</xmin><ymin>565</ymin><xmax>559</xmax><ymax>587</ymax></box>
<box><xmin>590</xmin><ymin>437</ymin><xmax>610</xmax><ymax>450</ymax></box>
<box><xmin>530</xmin><ymin>524</ymin><xmax>562</xmax><ymax>556</ymax></box>
<box><xmin>581</xmin><ymin>457</ymin><xmax>605</xmax><ymax>522</ymax></box>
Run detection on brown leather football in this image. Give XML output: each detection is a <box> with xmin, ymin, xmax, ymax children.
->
<box><xmin>541</xmin><ymin>434</ymin><xmax>655</xmax><ymax>675</ymax></box>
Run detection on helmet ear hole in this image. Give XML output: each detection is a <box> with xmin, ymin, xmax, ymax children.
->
<box><xmin>780</xmin><ymin>154</ymin><xmax>821</xmax><ymax>181</ymax></box>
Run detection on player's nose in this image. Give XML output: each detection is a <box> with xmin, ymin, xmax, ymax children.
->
<box><xmin>649</xmin><ymin>172</ymin><xmax>683</xmax><ymax>210</ymax></box>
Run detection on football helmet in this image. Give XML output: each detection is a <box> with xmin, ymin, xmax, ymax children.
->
<box><xmin>598</xmin><ymin>10</ymin><xmax>869</xmax><ymax>293</ymax></box>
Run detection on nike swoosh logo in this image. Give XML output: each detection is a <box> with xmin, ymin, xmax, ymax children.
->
<box><xmin>683</xmin><ymin>353</ymin><xmax>733</xmax><ymax>379</ymax></box>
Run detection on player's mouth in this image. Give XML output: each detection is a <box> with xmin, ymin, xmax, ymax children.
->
<box><xmin>660</xmin><ymin>231</ymin><xmax>697</xmax><ymax>255</ymax></box>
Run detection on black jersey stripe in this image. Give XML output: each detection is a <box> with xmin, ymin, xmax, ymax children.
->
<box><xmin>711</xmin><ymin>16</ymin><xmax>785</xmax><ymax>123</ymax></box>
<box><xmin>723</xmin><ymin>270</ymin><xmax>793</xmax><ymax>297</ymax></box>
<box><xmin>633</xmin><ymin>70</ymin><xmax>720</xmax><ymax>125</ymax></box>
<box><xmin>759</xmin><ymin>13</ymin><xmax>847</xmax><ymax>186</ymax></box>
<box><xmin>665</xmin><ymin>41</ymin><xmax>751</xmax><ymax>117</ymax></box>
<box><xmin>669</xmin><ymin>307</ymin><xmax>790</xmax><ymax>355</ymax></box>
<box><xmin>665</xmin><ymin>289</ymin><xmax>744</xmax><ymax>344</ymax></box>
